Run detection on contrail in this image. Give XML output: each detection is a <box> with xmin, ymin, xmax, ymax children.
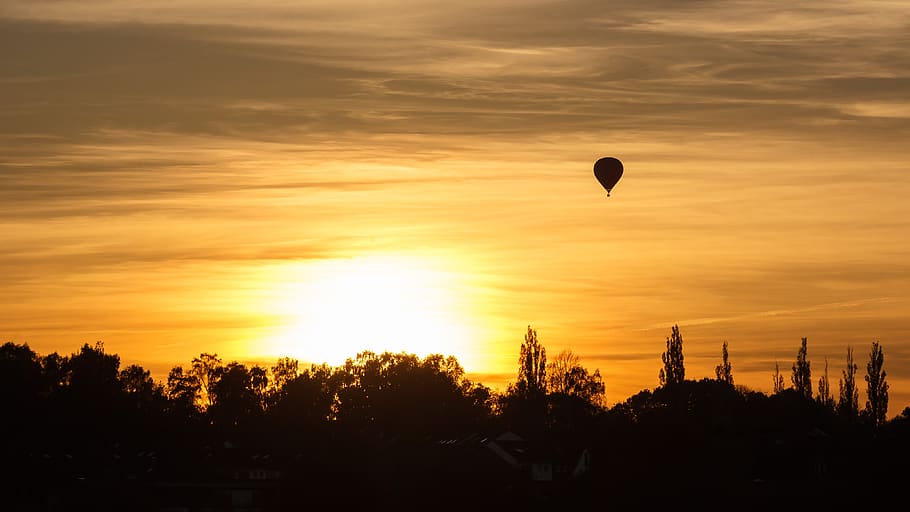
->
<box><xmin>634</xmin><ymin>297</ymin><xmax>895</xmax><ymax>331</ymax></box>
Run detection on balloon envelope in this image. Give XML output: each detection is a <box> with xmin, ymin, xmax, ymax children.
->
<box><xmin>594</xmin><ymin>157</ymin><xmax>623</xmax><ymax>196</ymax></box>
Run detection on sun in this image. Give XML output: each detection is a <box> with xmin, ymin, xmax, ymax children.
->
<box><xmin>263</xmin><ymin>254</ymin><xmax>479</xmax><ymax>368</ymax></box>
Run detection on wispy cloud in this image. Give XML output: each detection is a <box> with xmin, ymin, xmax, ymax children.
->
<box><xmin>637</xmin><ymin>297</ymin><xmax>897</xmax><ymax>331</ymax></box>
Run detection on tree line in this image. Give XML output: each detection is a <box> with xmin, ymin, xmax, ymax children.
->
<box><xmin>2</xmin><ymin>324</ymin><xmax>908</xmax><ymax>508</ymax></box>
<box><xmin>658</xmin><ymin>326</ymin><xmax>891</xmax><ymax>427</ymax></box>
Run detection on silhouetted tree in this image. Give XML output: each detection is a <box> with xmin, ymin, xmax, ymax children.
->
<box><xmin>497</xmin><ymin>327</ymin><xmax>552</xmax><ymax>436</ymax></box>
<box><xmin>271</xmin><ymin>362</ymin><xmax>338</xmax><ymax>433</ymax></box>
<box><xmin>715</xmin><ymin>340</ymin><xmax>733</xmax><ymax>386</ymax></box>
<box><xmin>547</xmin><ymin>349</ymin><xmax>580</xmax><ymax>392</ymax></box>
<box><xmin>269</xmin><ymin>356</ymin><xmax>299</xmax><ymax>401</ymax></box>
<box><xmin>838</xmin><ymin>345</ymin><xmax>859</xmax><ymax>420</ymax></box>
<box><xmin>516</xmin><ymin>325</ymin><xmax>546</xmax><ymax>397</ymax></box>
<box><xmin>56</xmin><ymin>341</ymin><xmax>126</xmax><ymax>446</ymax></box>
<box><xmin>546</xmin><ymin>349</ymin><xmax>606</xmax><ymax>407</ymax></box>
<box><xmin>190</xmin><ymin>353</ymin><xmax>222</xmax><ymax>409</ymax></box>
<box><xmin>864</xmin><ymin>340</ymin><xmax>888</xmax><ymax>427</ymax></box>
<box><xmin>120</xmin><ymin>364</ymin><xmax>163</xmax><ymax>410</ymax></box>
<box><xmin>790</xmin><ymin>337</ymin><xmax>812</xmax><ymax>400</ymax></box>
<box><xmin>67</xmin><ymin>341</ymin><xmax>122</xmax><ymax>400</ymax></box>
<box><xmin>816</xmin><ymin>358</ymin><xmax>834</xmax><ymax>411</ymax></box>
<box><xmin>772</xmin><ymin>361</ymin><xmax>786</xmax><ymax>394</ymax></box>
<box><xmin>41</xmin><ymin>351</ymin><xmax>69</xmax><ymax>392</ymax></box>
<box><xmin>1</xmin><ymin>342</ymin><xmax>43</xmax><ymax>398</ymax></box>
<box><xmin>464</xmin><ymin>381</ymin><xmax>494</xmax><ymax>421</ymax></box>
<box><xmin>418</xmin><ymin>353</ymin><xmax>493</xmax><ymax>432</ymax></box>
<box><xmin>209</xmin><ymin>362</ymin><xmax>263</xmax><ymax>428</ymax></box>
<box><xmin>335</xmin><ymin>351</ymin><xmax>383</xmax><ymax>429</ymax></box>
<box><xmin>334</xmin><ymin>351</ymin><xmax>488</xmax><ymax>438</ymax></box>
<box><xmin>250</xmin><ymin>364</ymin><xmax>269</xmax><ymax>410</ymax></box>
<box><xmin>0</xmin><ymin>342</ymin><xmax>45</xmax><ymax>435</ymax></box>
<box><xmin>659</xmin><ymin>324</ymin><xmax>684</xmax><ymax>387</ymax></box>
<box><xmin>166</xmin><ymin>365</ymin><xmax>200</xmax><ymax>417</ymax></box>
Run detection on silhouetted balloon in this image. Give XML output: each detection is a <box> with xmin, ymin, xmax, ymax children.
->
<box><xmin>594</xmin><ymin>157</ymin><xmax>623</xmax><ymax>197</ymax></box>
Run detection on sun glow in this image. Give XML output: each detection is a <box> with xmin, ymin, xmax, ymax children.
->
<box><xmin>264</xmin><ymin>254</ymin><xmax>480</xmax><ymax>369</ymax></box>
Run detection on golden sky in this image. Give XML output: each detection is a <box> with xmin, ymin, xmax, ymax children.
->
<box><xmin>2</xmin><ymin>1</ymin><xmax>909</xmax><ymax>412</ymax></box>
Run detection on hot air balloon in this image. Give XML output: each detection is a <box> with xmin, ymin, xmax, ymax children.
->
<box><xmin>594</xmin><ymin>156</ymin><xmax>623</xmax><ymax>197</ymax></box>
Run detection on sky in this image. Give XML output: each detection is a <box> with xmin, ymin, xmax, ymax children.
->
<box><xmin>2</xmin><ymin>0</ymin><xmax>909</xmax><ymax>413</ymax></box>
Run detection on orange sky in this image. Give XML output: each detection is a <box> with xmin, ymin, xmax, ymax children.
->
<box><xmin>2</xmin><ymin>1</ymin><xmax>909</xmax><ymax>414</ymax></box>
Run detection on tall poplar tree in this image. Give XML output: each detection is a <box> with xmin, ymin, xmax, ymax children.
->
<box><xmin>659</xmin><ymin>324</ymin><xmax>685</xmax><ymax>386</ymax></box>
<box><xmin>715</xmin><ymin>340</ymin><xmax>733</xmax><ymax>385</ymax></box>
<box><xmin>838</xmin><ymin>346</ymin><xmax>859</xmax><ymax>420</ymax></box>
<box><xmin>790</xmin><ymin>337</ymin><xmax>812</xmax><ymax>399</ymax></box>
<box><xmin>864</xmin><ymin>340</ymin><xmax>889</xmax><ymax>427</ymax></box>
<box><xmin>817</xmin><ymin>357</ymin><xmax>834</xmax><ymax>410</ymax></box>
<box><xmin>517</xmin><ymin>325</ymin><xmax>546</xmax><ymax>397</ymax></box>
<box><xmin>772</xmin><ymin>361</ymin><xmax>786</xmax><ymax>394</ymax></box>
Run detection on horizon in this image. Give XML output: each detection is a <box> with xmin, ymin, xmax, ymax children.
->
<box><xmin>3</xmin><ymin>1</ymin><xmax>909</xmax><ymax>415</ymax></box>
<box><xmin>22</xmin><ymin>333</ymin><xmax>909</xmax><ymax>414</ymax></box>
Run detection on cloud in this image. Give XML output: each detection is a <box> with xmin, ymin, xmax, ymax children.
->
<box><xmin>637</xmin><ymin>297</ymin><xmax>898</xmax><ymax>331</ymax></box>
<box><xmin>3</xmin><ymin>2</ymin><xmax>908</xmax><ymax>151</ymax></box>
<box><xmin>841</xmin><ymin>102</ymin><xmax>910</xmax><ymax>119</ymax></box>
